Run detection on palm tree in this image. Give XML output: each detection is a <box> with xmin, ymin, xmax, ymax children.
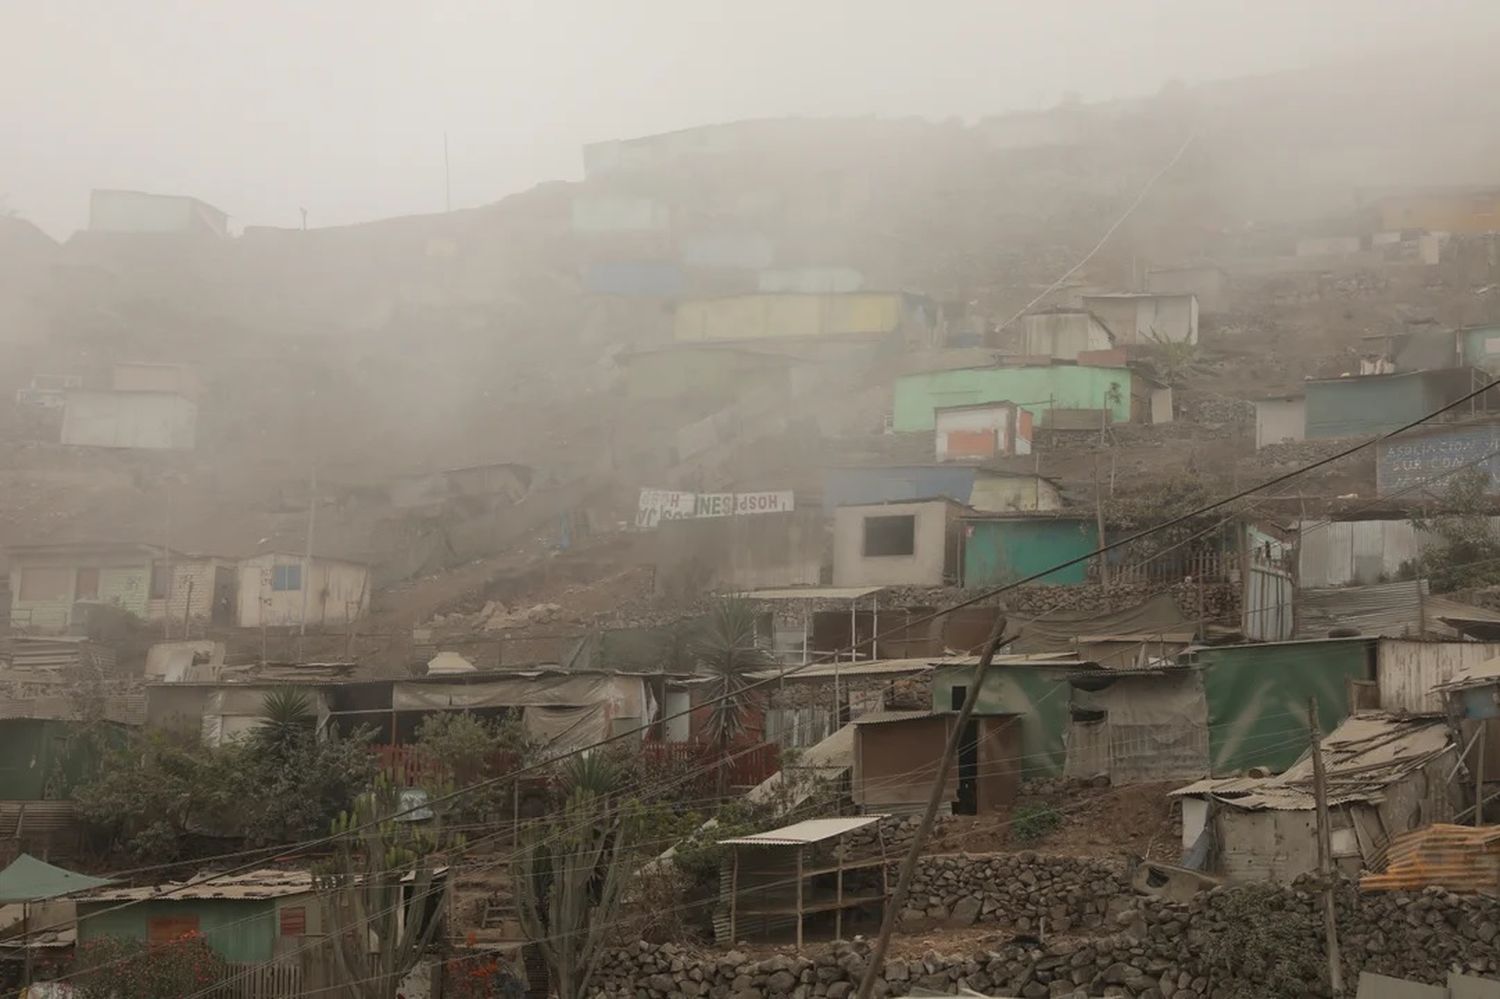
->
<box><xmin>691</xmin><ymin>600</ymin><xmax>775</xmax><ymax>798</ymax></box>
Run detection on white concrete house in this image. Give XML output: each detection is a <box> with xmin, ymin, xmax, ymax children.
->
<box><xmin>236</xmin><ymin>553</ymin><xmax>370</xmax><ymax>629</ymax></box>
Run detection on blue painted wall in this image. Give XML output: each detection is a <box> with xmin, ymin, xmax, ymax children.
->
<box><xmin>823</xmin><ymin>466</ymin><xmax>977</xmax><ymax>514</ymax></box>
<box><xmin>583</xmin><ymin>262</ymin><xmax>685</xmax><ymax>297</ymax></box>
<box><xmin>1305</xmin><ymin>372</ymin><xmax>1452</xmax><ymax>439</ymax></box>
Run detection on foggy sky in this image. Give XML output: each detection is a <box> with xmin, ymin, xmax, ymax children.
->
<box><xmin>5</xmin><ymin>0</ymin><xmax>1498</xmax><ymax>238</ymax></box>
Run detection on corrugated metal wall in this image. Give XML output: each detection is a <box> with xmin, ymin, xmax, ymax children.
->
<box><xmin>1298</xmin><ymin>517</ymin><xmax>1500</xmax><ymax>586</ymax></box>
<box><xmin>1375</xmin><ymin>638</ymin><xmax>1500</xmax><ymax>714</ymax></box>
<box><xmin>1305</xmin><ymin>373</ymin><xmax>1444</xmax><ymax>439</ymax></box>
<box><xmin>1297</xmin><ymin>518</ymin><xmax>1423</xmax><ymax>587</ymax></box>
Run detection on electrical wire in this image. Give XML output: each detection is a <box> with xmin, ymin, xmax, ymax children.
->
<box><xmin>43</xmin><ymin>374</ymin><xmax>1500</xmax><ymax>973</ymax></box>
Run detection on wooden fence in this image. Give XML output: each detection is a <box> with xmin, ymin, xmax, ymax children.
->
<box><xmin>638</xmin><ymin>740</ymin><xmax>781</xmax><ymax>789</ymax></box>
<box><xmin>220</xmin><ymin>960</ymin><xmax>303</xmax><ymax>999</ymax></box>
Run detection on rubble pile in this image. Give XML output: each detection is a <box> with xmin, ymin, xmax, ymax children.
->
<box><xmin>591</xmin><ymin>882</ymin><xmax>1500</xmax><ymax>999</ymax></box>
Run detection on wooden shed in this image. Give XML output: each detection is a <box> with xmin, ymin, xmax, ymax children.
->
<box><xmin>718</xmin><ymin>816</ymin><xmax>889</xmax><ymax>946</ymax></box>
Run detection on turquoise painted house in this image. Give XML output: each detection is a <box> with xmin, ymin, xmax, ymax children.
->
<box><xmin>891</xmin><ymin>363</ymin><xmax>1170</xmax><ymax>433</ymax></box>
<box><xmin>75</xmin><ymin>869</ymin><xmax>322</xmax><ymax>964</ymax></box>
<box><xmin>1459</xmin><ymin>324</ymin><xmax>1500</xmax><ymax>375</ymax></box>
<box><xmin>962</xmin><ymin>515</ymin><xmax>1100</xmax><ymax>586</ymax></box>
<box><xmin>1304</xmin><ymin>368</ymin><xmax>1487</xmax><ymax>439</ymax></box>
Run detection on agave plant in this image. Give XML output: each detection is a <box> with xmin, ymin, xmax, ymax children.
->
<box><xmin>560</xmin><ymin>750</ymin><xmax>624</xmax><ymax>798</ymax></box>
<box><xmin>254</xmin><ymin>687</ymin><xmax>315</xmax><ymax>756</ymax></box>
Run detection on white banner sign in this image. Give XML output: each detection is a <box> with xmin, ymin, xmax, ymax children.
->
<box><xmin>637</xmin><ymin>489</ymin><xmax>794</xmax><ymax>528</ymax></box>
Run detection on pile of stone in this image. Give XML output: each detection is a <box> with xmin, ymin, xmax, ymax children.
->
<box><xmin>590</xmin><ymin>880</ymin><xmax>1500</xmax><ymax>999</ymax></box>
<box><xmin>903</xmin><ymin>853</ymin><xmax>1129</xmax><ymax>934</ymax></box>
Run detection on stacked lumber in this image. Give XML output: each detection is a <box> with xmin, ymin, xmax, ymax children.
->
<box><xmin>1361</xmin><ymin>823</ymin><xmax>1500</xmax><ymax>892</ymax></box>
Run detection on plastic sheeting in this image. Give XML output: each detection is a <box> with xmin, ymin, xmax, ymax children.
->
<box><xmin>1008</xmin><ymin>593</ymin><xmax>1195</xmax><ymax>661</ymax></box>
<box><xmin>391</xmin><ymin>674</ymin><xmax>644</xmax><ymax>717</ymax></box>
<box><xmin>1066</xmin><ymin>672</ymin><xmax>1209</xmax><ymax>783</ymax></box>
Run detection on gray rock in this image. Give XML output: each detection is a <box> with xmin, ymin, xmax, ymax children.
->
<box><xmin>766</xmin><ymin>971</ymin><xmax>797</xmax><ymax>994</ymax></box>
<box><xmin>950</xmin><ymin>896</ymin><xmax>982</xmax><ymax>927</ymax></box>
<box><xmin>826</xmin><ymin>984</ymin><xmax>852</xmax><ymax>999</ymax></box>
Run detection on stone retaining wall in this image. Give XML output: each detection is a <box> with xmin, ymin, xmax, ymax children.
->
<box><xmin>591</xmin><ymin>880</ymin><xmax>1500</xmax><ymax>999</ymax></box>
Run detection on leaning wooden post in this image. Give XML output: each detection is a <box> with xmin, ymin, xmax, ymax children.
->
<box><xmin>854</xmin><ymin>613</ymin><xmax>1008</xmax><ymax>999</ymax></box>
<box><xmin>1308</xmin><ymin>698</ymin><xmax>1345</xmax><ymax>996</ymax></box>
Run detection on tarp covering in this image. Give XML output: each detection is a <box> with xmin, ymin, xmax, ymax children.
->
<box><xmin>1008</xmin><ymin>593</ymin><xmax>1196</xmax><ymax>665</ymax></box>
<box><xmin>523</xmin><ymin>704</ymin><xmax>608</xmax><ymax>755</ymax></box>
<box><xmin>1196</xmin><ymin>639</ymin><xmax>1374</xmax><ymax>774</ymax></box>
<box><xmin>391</xmin><ymin>674</ymin><xmax>644</xmax><ymax>717</ymax></box>
<box><xmin>0</xmin><ymin>854</ymin><xmax>112</xmax><ymax>902</ymax></box>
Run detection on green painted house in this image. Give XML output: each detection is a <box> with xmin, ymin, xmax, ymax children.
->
<box><xmin>929</xmin><ymin>658</ymin><xmax>1080</xmax><ymax>779</ymax></box>
<box><xmin>961</xmin><ymin>515</ymin><xmax>1099</xmax><ymax>586</ymax></box>
<box><xmin>891</xmin><ymin>363</ymin><xmax>1169</xmax><ymax>432</ymax></box>
<box><xmin>75</xmin><ymin>869</ymin><xmax>322</xmax><ymax>964</ymax></box>
<box><xmin>1303</xmin><ymin>369</ymin><xmax>1484</xmax><ymax>439</ymax></box>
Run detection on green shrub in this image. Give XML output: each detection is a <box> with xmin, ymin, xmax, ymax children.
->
<box><xmin>1010</xmin><ymin>803</ymin><xmax>1062</xmax><ymax>845</ymax></box>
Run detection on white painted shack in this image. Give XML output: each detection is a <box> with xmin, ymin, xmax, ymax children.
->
<box><xmin>1254</xmin><ymin>397</ymin><xmax>1306</xmax><ymax>449</ymax></box>
<box><xmin>1013</xmin><ymin>310</ymin><xmax>1115</xmax><ymax>360</ymax></box>
<box><xmin>235</xmin><ymin>553</ymin><xmax>370</xmax><ymax>629</ymax></box>
<box><xmin>1081</xmin><ymin>293</ymin><xmax>1198</xmax><ymax>346</ymax></box>
<box><xmin>61</xmin><ymin>391</ymin><xmax>197</xmax><ymax>450</ymax></box>
<box><xmin>1172</xmin><ymin>714</ymin><xmax>1458</xmax><ymax>882</ymax></box>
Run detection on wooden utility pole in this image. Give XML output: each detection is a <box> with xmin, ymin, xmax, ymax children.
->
<box><xmin>1308</xmin><ymin>698</ymin><xmax>1345</xmax><ymax>996</ymax></box>
<box><xmin>1477</xmin><ymin>726</ymin><xmax>1487</xmax><ymax>827</ymax></box>
<box><xmin>1093</xmin><ymin>455</ymin><xmax>1110</xmax><ymax>587</ymax></box>
<box><xmin>854</xmin><ymin>613</ymin><xmax>1008</xmax><ymax>999</ymax></box>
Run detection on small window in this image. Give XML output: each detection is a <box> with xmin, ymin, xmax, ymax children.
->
<box><xmin>272</xmin><ymin>564</ymin><xmax>302</xmax><ymax>591</ymax></box>
<box><xmin>75</xmin><ymin>568</ymin><xmax>100</xmax><ymax>600</ymax></box>
<box><xmin>279</xmin><ymin>905</ymin><xmax>306</xmax><ymax>937</ymax></box>
<box><xmin>149</xmin><ymin>563</ymin><xmax>172</xmax><ymax>600</ymax></box>
<box><xmin>147</xmin><ymin>915</ymin><xmax>200</xmax><ymax>947</ymax></box>
<box><xmin>950</xmin><ymin>686</ymin><xmax>967</xmax><ymax>712</ymax></box>
<box><xmin>863</xmin><ymin>515</ymin><xmax>916</xmax><ymax>557</ymax></box>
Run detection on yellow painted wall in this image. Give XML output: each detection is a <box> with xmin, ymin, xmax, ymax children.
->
<box><xmin>674</xmin><ymin>293</ymin><xmax>905</xmax><ymax>342</ymax></box>
<box><xmin>1377</xmin><ymin>193</ymin><xmax>1500</xmax><ymax>234</ymax></box>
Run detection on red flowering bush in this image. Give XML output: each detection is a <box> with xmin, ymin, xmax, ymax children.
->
<box><xmin>446</xmin><ymin>955</ymin><xmax>526</xmax><ymax>999</ymax></box>
<box><xmin>72</xmin><ymin>932</ymin><xmax>227</xmax><ymax>999</ymax></box>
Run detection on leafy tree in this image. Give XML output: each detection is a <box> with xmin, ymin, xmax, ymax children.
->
<box><xmin>1412</xmin><ymin>468</ymin><xmax>1500</xmax><ymax>592</ymax></box>
<box><xmin>317</xmin><ymin>772</ymin><xmax>453</xmax><ymax>999</ymax></box>
<box><xmin>241</xmin><ymin>728</ymin><xmax>378</xmax><ymax>847</ymax></box>
<box><xmin>413</xmin><ymin>711</ymin><xmax>535</xmax><ymax>824</ymax></box>
<box><xmin>74</xmin><ymin>730</ymin><xmax>249</xmax><ymax>861</ymax></box>
<box><xmin>74</xmin><ymin>723</ymin><xmax>376</xmax><ymax>863</ymax></box>
<box><xmin>516</xmin><ymin>784</ymin><xmax>630</xmax><ymax>999</ymax></box>
<box><xmin>691</xmin><ymin>599</ymin><xmax>774</xmax><ymax>797</ymax></box>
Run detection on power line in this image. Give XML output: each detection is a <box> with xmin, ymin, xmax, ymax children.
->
<box><xmin>52</xmin><ymin>374</ymin><xmax>1500</xmax><ymax>936</ymax></box>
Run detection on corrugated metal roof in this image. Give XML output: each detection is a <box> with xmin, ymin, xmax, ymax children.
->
<box><xmin>718</xmin><ymin>815</ymin><xmax>886</xmax><ymax>847</ymax></box>
<box><xmin>81</xmin><ymin>868</ymin><xmax>315</xmax><ymax>903</ymax></box>
<box><xmin>851</xmin><ymin>710</ymin><xmax>940</xmax><ymax>725</ymax></box>
<box><xmin>742</xmin><ymin>586</ymin><xmax>885</xmax><ymax>601</ymax></box>
<box><xmin>1170</xmin><ymin>713</ymin><xmax>1452</xmax><ymax>811</ymax></box>
<box><xmin>750</xmin><ymin>658</ymin><xmax>937</xmax><ymax>681</ymax></box>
